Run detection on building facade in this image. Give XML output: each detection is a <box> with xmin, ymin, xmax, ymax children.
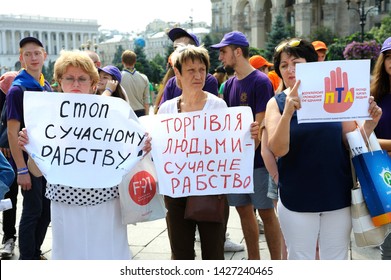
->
<box><xmin>0</xmin><ymin>14</ymin><xmax>99</xmax><ymax>73</ymax></box>
<box><xmin>211</xmin><ymin>0</ymin><xmax>390</xmax><ymax>48</ymax></box>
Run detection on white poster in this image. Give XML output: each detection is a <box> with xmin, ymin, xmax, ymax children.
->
<box><xmin>140</xmin><ymin>107</ymin><xmax>255</xmax><ymax>198</ymax></box>
<box><xmin>296</xmin><ymin>59</ymin><xmax>371</xmax><ymax>123</ymax></box>
<box><xmin>23</xmin><ymin>91</ymin><xmax>146</xmax><ymax>188</ymax></box>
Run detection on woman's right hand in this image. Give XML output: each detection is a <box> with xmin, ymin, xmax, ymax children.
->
<box><xmin>105</xmin><ymin>80</ymin><xmax>118</xmax><ymax>96</ymax></box>
<box><xmin>18</xmin><ymin>128</ymin><xmax>29</xmax><ymax>152</ymax></box>
<box><xmin>283</xmin><ymin>80</ymin><xmax>301</xmax><ymax>118</ymax></box>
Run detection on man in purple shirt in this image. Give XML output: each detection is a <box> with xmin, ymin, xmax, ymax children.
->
<box><xmin>159</xmin><ymin>28</ymin><xmax>218</xmax><ymax>105</ymax></box>
<box><xmin>6</xmin><ymin>37</ymin><xmax>52</xmax><ymax>260</ymax></box>
<box><xmin>211</xmin><ymin>31</ymin><xmax>281</xmax><ymax>260</ymax></box>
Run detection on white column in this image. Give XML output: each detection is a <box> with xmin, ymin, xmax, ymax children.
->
<box><xmin>1</xmin><ymin>31</ymin><xmax>5</xmax><ymax>54</ymax></box>
<box><xmin>65</xmin><ymin>32</ymin><xmax>69</xmax><ymax>50</ymax></box>
<box><xmin>56</xmin><ymin>32</ymin><xmax>60</xmax><ymax>55</ymax></box>
<box><xmin>72</xmin><ymin>33</ymin><xmax>76</xmax><ymax>50</ymax></box>
<box><xmin>48</xmin><ymin>32</ymin><xmax>53</xmax><ymax>55</ymax></box>
<box><xmin>11</xmin><ymin>31</ymin><xmax>16</xmax><ymax>55</ymax></box>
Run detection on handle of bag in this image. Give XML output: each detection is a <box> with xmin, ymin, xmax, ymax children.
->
<box><xmin>354</xmin><ymin>121</ymin><xmax>382</xmax><ymax>155</ymax></box>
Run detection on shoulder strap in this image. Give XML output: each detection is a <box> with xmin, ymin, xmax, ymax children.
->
<box><xmin>17</xmin><ymin>85</ymin><xmax>27</xmax><ymax>92</ymax></box>
<box><xmin>0</xmin><ymin>100</ymin><xmax>7</xmax><ymax>123</ymax></box>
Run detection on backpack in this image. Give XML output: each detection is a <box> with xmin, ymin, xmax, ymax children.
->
<box><xmin>0</xmin><ymin>85</ymin><xmax>26</xmax><ymax>148</ymax></box>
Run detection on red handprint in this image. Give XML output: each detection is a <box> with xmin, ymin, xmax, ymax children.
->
<box><xmin>323</xmin><ymin>67</ymin><xmax>354</xmax><ymax>113</ymax></box>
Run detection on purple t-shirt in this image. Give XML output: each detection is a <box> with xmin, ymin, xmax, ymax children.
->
<box><xmin>160</xmin><ymin>73</ymin><xmax>218</xmax><ymax>104</ymax></box>
<box><xmin>223</xmin><ymin>70</ymin><xmax>274</xmax><ymax>168</ymax></box>
<box><xmin>374</xmin><ymin>93</ymin><xmax>391</xmax><ymax>139</ymax></box>
<box><xmin>7</xmin><ymin>82</ymin><xmax>51</xmax><ymax>127</ymax></box>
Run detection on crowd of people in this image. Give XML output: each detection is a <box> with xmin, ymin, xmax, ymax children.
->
<box><xmin>0</xmin><ymin>29</ymin><xmax>389</xmax><ymax>260</ymax></box>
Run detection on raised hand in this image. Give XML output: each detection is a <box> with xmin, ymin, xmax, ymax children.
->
<box><xmin>323</xmin><ymin>67</ymin><xmax>354</xmax><ymax>113</ymax></box>
<box><xmin>283</xmin><ymin>80</ymin><xmax>301</xmax><ymax>118</ymax></box>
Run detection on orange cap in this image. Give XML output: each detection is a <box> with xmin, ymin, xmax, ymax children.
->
<box><xmin>267</xmin><ymin>70</ymin><xmax>281</xmax><ymax>91</ymax></box>
<box><xmin>249</xmin><ymin>55</ymin><xmax>273</xmax><ymax>69</ymax></box>
<box><xmin>312</xmin><ymin>41</ymin><xmax>328</xmax><ymax>51</ymax></box>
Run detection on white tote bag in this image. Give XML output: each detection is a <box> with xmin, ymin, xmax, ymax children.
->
<box><xmin>351</xmin><ymin>184</ymin><xmax>391</xmax><ymax>247</ymax></box>
<box><xmin>119</xmin><ymin>155</ymin><xmax>166</xmax><ymax>225</ymax></box>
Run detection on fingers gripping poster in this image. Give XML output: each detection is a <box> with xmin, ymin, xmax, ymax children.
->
<box><xmin>140</xmin><ymin>107</ymin><xmax>255</xmax><ymax>198</ymax></box>
<box><xmin>296</xmin><ymin>60</ymin><xmax>371</xmax><ymax>123</ymax></box>
<box><xmin>23</xmin><ymin>91</ymin><xmax>147</xmax><ymax>188</ymax></box>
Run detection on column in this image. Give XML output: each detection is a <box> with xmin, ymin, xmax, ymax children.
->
<box><xmin>1</xmin><ymin>31</ymin><xmax>6</xmax><ymax>54</ymax></box>
<box><xmin>47</xmin><ymin>32</ymin><xmax>52</xmax><ymax>55</ymax></box>
<box><xmin>294</xmin><ymin>1</ymin><xmax>313</xmax><ymax>37</ymax></box>
<box><xmin>56</xmin><ymin>32</ymin><xmax>60</xmax><ymax>55</ymax></box>
<box><xmin>11</xmin><ymin>31</ymin><xmax>16</xmax><ymax>55</ymax></box>
<box><xmin>65</xmin><ymin>32</ymin><xmax>69</xmax><ymax>50</ymax></box>
<box><xmin>251</xmin><ymin>9</ymin><xmax>266</xmax><ymax>49</ymax></box>
<box><xmin>72</xmin><ymin>33</ymin><xmax>76</xmax><ymax>50</ymax></box>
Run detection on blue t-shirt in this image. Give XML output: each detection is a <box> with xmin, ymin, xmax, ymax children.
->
<box><xmin>223</xmin><ymin>70</ymin><xmax>273</xmax><ymax>169</ymax></box>
<box><xmin>275</xmin><ymin>93</ymin><xmax>352</xmax><ymax>212</ymax></box>
<box><xmin>160</xmin><ymin>73</ymin><xmax>218</xmax><ymax>104</ymax></box>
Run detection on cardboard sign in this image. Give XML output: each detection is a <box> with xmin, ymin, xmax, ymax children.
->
<box><xmin>296</xmin><ymin>60</ymin><xmax>371</xmax><ymax>123</ymax></box>
<box><xmin>140</xmin><ymin>107</ymin><xmax>255</xmax><ymax>197</ymax></box>
<box><xmin>23</xmin><ymin>91</ymin><xmax>146</xmax><ymax>188</ymax></box>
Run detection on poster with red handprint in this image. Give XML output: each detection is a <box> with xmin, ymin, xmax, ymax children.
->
<box><xmin>296</xmin><ymin>59</ymin><xmax>371</xmax><ymax>123</ymax></box>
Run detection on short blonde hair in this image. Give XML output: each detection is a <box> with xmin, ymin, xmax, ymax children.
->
<box><xmin>171</xmin><ymin>44</ymin><xmax>210</xmax><ymax>74</ymax></box>
<box><xmin>54</xmin><ymin>50</ymin><xmax>99</xmax><ymax>87</ymax></box>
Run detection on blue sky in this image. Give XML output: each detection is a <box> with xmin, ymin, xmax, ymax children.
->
<box><xmin>2</xmin><ymin>0</ymin><xmax>212</xmax><ymax>33</ymax></box>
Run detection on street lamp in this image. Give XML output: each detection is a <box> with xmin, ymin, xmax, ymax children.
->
<box><xmin>346</xmin><ymin>0</ymin><xmax>383</xmax><ymax>42</ymax></box>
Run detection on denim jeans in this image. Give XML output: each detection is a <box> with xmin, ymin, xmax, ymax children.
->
<box><xmin>2</xmin><ymin>166</ymin><xmax>18</xmax><ymax>243</ymax></box>
<box><xmin>380</xmin><ymin>233</ymin><xmax>391</xmax><ymax>260</ymax></box>
<box><xmin>18</xmin><ymin>174</ymin><xmax>51</xmax><ymax>260</ymax></box>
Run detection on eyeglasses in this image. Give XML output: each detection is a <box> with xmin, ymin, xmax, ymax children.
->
<box><xmin>61</xmin><ymin>76</ymin><xmax>91</xmax><ymax>85</ymax></box>
<box><xmin>275</xmin><ymin>39</ymin><xmax>302</xmax><ymax>53</ymax></box>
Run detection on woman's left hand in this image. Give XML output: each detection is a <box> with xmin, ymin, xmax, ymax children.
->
<box><xmin>250</xmin><ymin>121</ymin><xmax>260</xmax><ymax>140</ymax></box>
<box><xmin>368</xmin><ymin>96</ymin><xmax>382</xmax><ymax>123</ymax></box>
<box><xmin>364</xmin><ymin>96</ymin><xmax>382</xmax><ymax>133</ymax></box>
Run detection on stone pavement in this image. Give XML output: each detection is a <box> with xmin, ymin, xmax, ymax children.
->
<box><xmin>0</xmin><ymin>192</ymin><xmax>382</xmax><ymax>260</ymax></box>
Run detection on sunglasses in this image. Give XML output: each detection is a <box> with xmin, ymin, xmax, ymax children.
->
<box><xmin>275</xmin><ymin>39</ymin><xmax>302</xmax><ymax>53</ymax></box>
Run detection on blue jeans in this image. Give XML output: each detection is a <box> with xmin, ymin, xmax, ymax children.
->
<box><xmin>381</xmin><ymin>233</ymin><xmax>391</xmax><ymax>260</ymax></box>
<box><xmin>18</xmin><ymin>174</ymin><xmax>51</xmax><ymax>260</ymax></box>
<box><xmin>2</xmin><ymin>166</ymin><xmax>18</xmax><ymax>243</ymax></box>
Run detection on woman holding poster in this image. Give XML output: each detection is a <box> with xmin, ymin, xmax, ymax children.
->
<box><xmin>264</xmin><ymin>38</ymin><xmax>382</xmax><ymax>259</ymax></box>
<box><xmin>370</xmin><ymin>36</ymin><xmax>391</xmax><ymax>260</ymax></box>
<box><xmin>157</xmin><ymin>44</ymin><xmax>229</xmax><ymax>259</ymax></box>
<box><xmin>18</xmin><ymin>51</ymin><xmax>151</xmax><ymax>260</ymax></box>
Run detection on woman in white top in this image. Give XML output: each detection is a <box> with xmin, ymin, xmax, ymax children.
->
<box><xmin>158</xmin><ymin>44</ymin><xmax>259</xmax><ymax>259</ymax></box>
<box><xmin>18</xmin><ymin>51</ymin><xmax>151</xmax><ymax>260</ymax></box>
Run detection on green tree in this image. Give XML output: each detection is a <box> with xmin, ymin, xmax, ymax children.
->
<box><xmin>148</xmin><ymin>54</ymin><xmax>165</xmax><ymax>84</ymax></box>
<box><xmin>249</xmin><ymin>47</ymin><xmax>264</xmax><ymax>57</ymax></box>
<box><xmin>203</xmin><ymin>34</ymin><xmax>221</xmax><ymax>74</ymax></box>
<box><xmin>370</xmin><ymin>11</ymin><xmax>391</xmax><ymax>43</ymax></box>
<box><xmin>264</xmin><ymin>13</ymin><xmax>291</xmax><ymax>61</ymax></box>
<box><xmin>134</xmin><ymin>44</ymin><xmax>152</xmax><ymax>78</ymax></box>
<box><xmin>309</xmin><ymin>26</ymin><xmax>335</xmax><ymax>46</ymax></box>
<box><xmin>327</xmin><ymin>32</ymin><xmax>376</xmax><ymax>61</ymax></box>
<box><xmin>42</xmin><ymin>60</ymin><xmax>55</xmax><ymax>84</ymax></box>
<box><xmin>112</xmin><ymin>45</ymin><xmax>125</xmax><ymax>70</ymax></box>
